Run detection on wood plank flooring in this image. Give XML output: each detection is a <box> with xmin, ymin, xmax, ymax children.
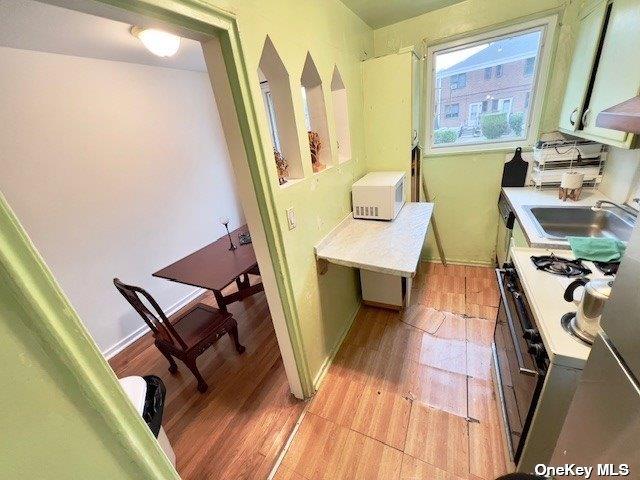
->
<box><xmin>278</xmin><ymin>263</ymin><xmax>508</xmax><ymax>480</ymax></box>
<box><xmin>110</xmin><ymin>288</ymin><xmax>305</xmax><ymax>480</ymax></box>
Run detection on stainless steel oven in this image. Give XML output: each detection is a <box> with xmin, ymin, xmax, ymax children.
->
<box><xmin>494</xmin><ymin>266</ymin><xmax>549</xmax><ymax>464</ymax></box>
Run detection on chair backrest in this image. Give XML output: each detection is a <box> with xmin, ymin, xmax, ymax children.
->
<box><xmin>113</xmin><ymin>278</ymin><xmax>187</xmax><ymax>350</ymax></box>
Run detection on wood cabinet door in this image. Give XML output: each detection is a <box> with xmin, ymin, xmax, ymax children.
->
<box><xmin>583</xmin><ymin>0</ymin><xmax>640</xmax><ymax>144</ymax></box>
<box><xmin>558</xmin><ymin>0</ymin><xmax>608</xmax><ymax>132</ymax></box>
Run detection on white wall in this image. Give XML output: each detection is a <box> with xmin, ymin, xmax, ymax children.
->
<box><xmin>0</xmin><ymin>46</ymin><xmax>244</xmax><ymax>356</ymax></box>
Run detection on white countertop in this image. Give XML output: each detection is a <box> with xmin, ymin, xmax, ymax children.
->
<box><xmin>510</xmin><ymin>246</ymin><xmax>612</xmax><ymax>369</ymax></box>
<box><xmin>315</xmin><ymin>202</ymin><xmax>434</xmax><ymax>277</ymax></box>
<box><xmin>502</xmin><ymin>187</ymin><xmax>611</xmax><ymax>249</ymax></box>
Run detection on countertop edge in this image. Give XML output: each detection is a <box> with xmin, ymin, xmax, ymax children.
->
<box><xmin>315</xmin><ymin>203</ymin><xmax>433</xmax><ymax>277</ymax></box>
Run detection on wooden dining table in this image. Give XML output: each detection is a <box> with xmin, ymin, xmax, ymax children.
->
<box><xmin>153</xmin><ymin>225</ymin><xmax>263</xmax><ymax>312</ymax></box>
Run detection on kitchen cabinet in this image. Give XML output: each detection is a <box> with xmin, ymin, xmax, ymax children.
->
<box><xmin>363</xmin><ymin>47</ymin><xmax>421</xmax><ymax>201</ymax></box>
<box><xmin>558</xmin><ymin>0</ymin><xmax>608</xmax><ymax>132</ymax></box>
<box><xmin>559</xmin><ymin>0</ymin><xmax>640</xmax><ymax>148</ymax></box>
<box><xmin>496</xmin><ymin>211</ymin><xmax>512</xmax><ymax>267</ymax></box>
<box><xmin>512</xmin><ymin>219</ymin><xmax>529</xmax><ymax>248</ymax></box>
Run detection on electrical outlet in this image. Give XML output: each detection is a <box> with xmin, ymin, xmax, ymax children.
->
<box><xmin>286</xmin><ymin>207</ymin><xmax>296</xmax><ymax>230</ymax></box>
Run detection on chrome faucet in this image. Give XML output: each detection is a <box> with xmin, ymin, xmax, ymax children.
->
<box><xmin>593</xmin><ymin>200</ymin><xmax>638</xmax><ymax>218</ymax></box>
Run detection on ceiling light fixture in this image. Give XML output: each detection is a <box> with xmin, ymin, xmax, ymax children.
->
<box><xmin>131</xmin><ymin>26</ymin><xmax>180</xmax><ymax>57</ymax></box>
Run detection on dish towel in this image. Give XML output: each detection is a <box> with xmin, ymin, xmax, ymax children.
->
<box><xmin>567</xmin><ymin>236</ymin><xmax>627</xmax><ymax>262</ymax></box>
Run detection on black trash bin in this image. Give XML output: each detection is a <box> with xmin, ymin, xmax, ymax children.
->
<box><xmin>118</xmin><ymin>375</ymin><xmax>176</xmax><ymax>466</ymax></box>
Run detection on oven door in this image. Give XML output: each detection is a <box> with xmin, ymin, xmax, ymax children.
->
<box><xmin>494</xmin><ymin>268</ymin><xmax>545</xmax><ymax>463</ymax></box>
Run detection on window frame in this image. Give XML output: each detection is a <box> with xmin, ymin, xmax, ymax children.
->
<box><xmin>450</xmin><ymin>73</ymin><xmax>467</xmax><ymax>90</ymax></box>
<box><xmin>495</xmin><ymin>64</ymin><xmax>504</xmax><ymax>77</ymax></box>
<box><xmin>445</xmin><ymin>103</ymin><xmax>460</xmax><ymax>118</ymax></box>
<box><xmin>425</xmin><ymin>15</ymin><xmax>557</xmax><ymax>155</ymax></box>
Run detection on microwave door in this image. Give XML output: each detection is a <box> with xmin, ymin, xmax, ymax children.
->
<box><xmin>551</xmin><ymin>334</ymin><xmax>640</xmax><ymax>477</ymax></box>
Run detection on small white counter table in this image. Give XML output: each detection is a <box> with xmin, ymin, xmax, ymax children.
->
<box><xmin>315</xmin><ymin>202</ymin><xmax>434</xmax><ymax>309</ymax></box>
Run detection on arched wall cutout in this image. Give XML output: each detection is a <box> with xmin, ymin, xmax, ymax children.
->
<box><xmin>258</xmin><ymin>36</ymin><xmax>303</xmax><ymax>184</ymax></box>
<box><xmin>301</xmin><ymin>52</ymin><xmax>332</xmax><ymax>172</ymax></box>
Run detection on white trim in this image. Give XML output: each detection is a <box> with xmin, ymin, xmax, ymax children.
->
<box><xmin>102</xmin><ymin>287</ymin><xmax>205</xmax><ymax>359</ymax></box>
<box><xmin>425</xmin><ymin>15</ymin><xmax>558</xmax><ymax>155</ymax></box>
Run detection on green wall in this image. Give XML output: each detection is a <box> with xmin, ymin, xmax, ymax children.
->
<box><xmin>1</xmin><ymin>0</ymin><xmax>374</xmax><ymax>476</ymax></box>
<box><xmin>215</xmin><ymin>0</ymin><xmax>373</xmax><ymax>385</ymax></box>
<box><xmin>0</xmin><ymin>285</ymin><xmax>139</xmax><ymax>479</ymax></box>
<box><xmin>373</xmin><ymin>0</ymin><xmax>583</xmax><ymax>264</ymax></box>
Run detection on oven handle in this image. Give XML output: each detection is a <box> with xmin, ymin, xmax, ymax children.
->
<box><xmin>495</xmin><ymin>268</ymin><xmax>538</xmax><ymax>377</ymax></box>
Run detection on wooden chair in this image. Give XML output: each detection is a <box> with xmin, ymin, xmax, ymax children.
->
<box><xmin>114</xmin><ymin>278</ymin><xmax>245</xmax><ymax>392</ymax></box>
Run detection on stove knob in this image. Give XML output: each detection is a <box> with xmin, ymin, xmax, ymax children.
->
<box><xmin>528</xmin><ymin>343</ymin><xmax>545</xmax><ymax>358</ymax></box>
<box><xmin>523</xmin><ymin>328</ymin><xmax>541</xmax><ymax>342</ymax></box>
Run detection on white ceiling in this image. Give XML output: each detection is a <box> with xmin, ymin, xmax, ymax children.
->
<box><xmin>0</xmin><ymin>0</ymin><xmax>208</xmax><ymax>72</ymax></box>
<box><xmin>340</xmin><ymin>0</ymin><xmax>467</xmax><ymax>28</ymax></box>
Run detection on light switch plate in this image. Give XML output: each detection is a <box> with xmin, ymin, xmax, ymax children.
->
<box><xmin>286</xmin><ymin>207</ymin><xmax>296</xmax><ymax>230</ymax></box>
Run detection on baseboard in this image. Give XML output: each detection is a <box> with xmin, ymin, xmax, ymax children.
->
<box><xmin>312</xmin><ymin>302</ymin><xmax>361</xmax><ymax>391</ymax></box>
<box><xmin>422</xmin><ymin>258</ymin><xmax>497</xmax><ymax>267</ymax></box>
<box><xmin>103</xmin><ymin>287</ymin><xmax>206</xmax><ymax>360</ymax></box>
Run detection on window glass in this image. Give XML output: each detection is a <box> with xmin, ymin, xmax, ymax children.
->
<box><xmin>431</xmin><ymin>27</ymin><xmax>543</xmax><ymax>147</ymax></box>
<box><xmin>524</xmin><ymin>57</ymin><xmax>536</xmax><ymax>75</ymax></box>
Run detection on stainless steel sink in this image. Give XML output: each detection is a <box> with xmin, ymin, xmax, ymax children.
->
<box><xmin>523</xmin><ymin>206</ymin><xmax>635</xmax><ymax>242</ymax></box>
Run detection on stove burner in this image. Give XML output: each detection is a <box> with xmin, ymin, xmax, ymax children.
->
<box><xmin>561</xmin><ymin>312</ymin><xmax>593</xmax><ymax>346</ymax></box>
<box><xmin>530</xmin><ymin>254</ymin><xmax>592</xmax><ymax>277</ymax></box>
<box><xmin>593</xmin><ymin>260</ymin><xmax>620</xmax><ymax>276</ymax></box>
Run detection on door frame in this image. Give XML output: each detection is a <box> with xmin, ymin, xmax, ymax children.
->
<box><xmin>467</xmin><ymin>101</ymin><xmax>482</xmax><ymax>127</ymax></box>
<box><xmin>0</xmin><ymin>0</ymin><xmax>313</xmax><ymax>476</ymax></box>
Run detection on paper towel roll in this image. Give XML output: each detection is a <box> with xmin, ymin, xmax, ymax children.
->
<box><xmin>561</xmin><ymin>172</ymin><xmax>584</xmax><ymax>189</ymax></box>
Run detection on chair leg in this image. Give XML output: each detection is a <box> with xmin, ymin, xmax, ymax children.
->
<box><xmin>227</xmin><ymin>318</ymin><xmax>246</xmax><ymax>354</ymax></box>
<box><xmin>158</xmin><ymin>346</ymin><xmax>178</xmax><ymax>374</ymax></box>
<box><xmin>184</xmin><ymin>357</ymin><xmax>208</xmax><ymax>393</ymax></box>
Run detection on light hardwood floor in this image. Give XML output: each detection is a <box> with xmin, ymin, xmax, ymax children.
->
<box><xmin>110</xmin><ymin>288</ymin><xmax>305</xmax><ymax>480</ymax></box>
<box><xmin>276</xmin><ymin>263</ymin><xmax>508</xmax><ymax>480</ymax></box>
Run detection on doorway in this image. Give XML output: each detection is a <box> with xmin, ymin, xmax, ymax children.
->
<box><xmin>0</xmin><ymin>0</ymin><xmax>306</xmax><ymax>477</ymax></box>
<box><xmin>468</xmin><ymin>102</ymin><xmax>481</xmax><ymax>127</ymax></box>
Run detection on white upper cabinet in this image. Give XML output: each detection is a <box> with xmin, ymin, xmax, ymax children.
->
<box><xmin>558</xmin><ymin>1</ymin><xmax>608</xmax><ymax>132</ymax></box>
<box><xmin>560</xmin><ymin>0</ymin><xmax>640</xmax><ymax>148</ymax></box>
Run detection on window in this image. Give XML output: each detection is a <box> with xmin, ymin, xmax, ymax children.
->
<box><xmin>524</xmin><ymin>57</ymin><xmax>535</xmax><ymax>75</ymax></box>
<box><xmin>445</xmin><ymin>103</ymin><xmax>460</xmax><ymax>118</ymax></box>
<box><xmin>499</xmin><ymin>98</ymin><xmax>512</xmax><ymax>114</ymax></box>
<box><xmin>260</xmin><ymin>82</ymin><xmax>281</xmax><ymax>152</ymax></box>
<box><xmin>428</xmin><ymin>16</ymin><xmax>556</xmax><ymax>151</ymax></box>
<box><xmin>450</xmin><ymin>73</ymin><xmax>466</xmax><ymax>89</ymax></box>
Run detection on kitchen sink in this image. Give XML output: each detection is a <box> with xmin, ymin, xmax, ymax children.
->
<box><xmin>523</xmin><ymin>206</ymin><xmax>635</xmax><ymax>242</ymax></box>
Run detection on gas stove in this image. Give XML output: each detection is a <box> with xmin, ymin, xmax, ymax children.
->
<box><xmin>530</xmin><ymin>254</ymin><xmax>592</xmax><ymax>277</ymax></box>
<box><xmin>592</xmin><ymin>260</ymin><xmax>620</xmax><ymax>276</ymax></box>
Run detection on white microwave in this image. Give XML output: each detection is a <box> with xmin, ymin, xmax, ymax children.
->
<box><xmin>352</xmin><ymin>171</ymin><xmax>406</xmax><ymax>221</ymax></box>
